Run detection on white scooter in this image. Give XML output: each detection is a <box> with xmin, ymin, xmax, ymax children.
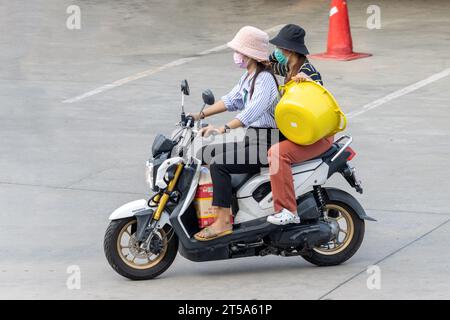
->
<box><xmin>103</xmin><ymin>80</ymin><xmax>374</xmax><ymax>280</ymax></box>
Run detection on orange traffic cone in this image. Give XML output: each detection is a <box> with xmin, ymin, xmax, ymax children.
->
<box><xmin>310</xmin><ymin>0</ymin><xmax>371</xmax><ymax>61</ymax></box>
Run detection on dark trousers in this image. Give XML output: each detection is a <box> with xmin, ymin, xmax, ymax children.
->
<box><xmin>206</xmin><ymin>128</ymin><xmax>285</xmax><ymax>208</ymax></box>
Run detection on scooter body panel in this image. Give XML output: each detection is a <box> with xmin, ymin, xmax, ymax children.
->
<box><xmin>111</xmin><ymin>133</ymin><xmax>368</xmax><ymax>264</ymax></box>
<box><xmin>234</xmin><ymin>159</ymin><xmax>329</xmax><ymax>224</ymax></box>
<box><xmin>177</xmin><ymin>218</ymin><xmax>333</xmax><ymax>262</ymax></box>
<box><xmin>236</xmin><ymin>159</ymin><xmax>322</xmax><ymax>198</ymax></box>
<box><xmin>169</xmin><ymin>162</ymin><xmax>335</xmax><ymax>262</ymax></box>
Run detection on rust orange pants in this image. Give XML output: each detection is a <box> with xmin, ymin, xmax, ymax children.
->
<box><xmin>268</xmin><ymin>136</ymin><xmax>334</xmax><ymax>213</ymax></box>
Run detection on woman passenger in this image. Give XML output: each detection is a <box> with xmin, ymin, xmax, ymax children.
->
<box><xmin>266</xmin><ymin>24</ymin><xmax>334</xmax><ymax>225</ymax></box>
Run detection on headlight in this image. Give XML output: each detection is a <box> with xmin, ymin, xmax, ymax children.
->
<box><xmin>145</xmin><ymin>160</ymin><xmax>154</xmax><ymax>190</ymax></box>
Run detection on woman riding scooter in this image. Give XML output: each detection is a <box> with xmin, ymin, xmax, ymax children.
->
<box><xmin>189</xmin><ymin>26</ymin><xmax>282</xmax><ymax>241</ymax></box>
<box><xmin>266</xmin><ymin>24</ymin><xmax>334</xmax><ymax>225</ymax></box>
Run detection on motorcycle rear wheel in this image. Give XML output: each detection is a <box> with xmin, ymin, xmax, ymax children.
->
<box><xmin>301</xmin><ymin>201</ymin><xmax>365</xmax><ymax>266</ymax></box>
<box><xmin>104</xmin><ymin>218</ymin><xmax>178</xmax><ymax>280</ymax></box>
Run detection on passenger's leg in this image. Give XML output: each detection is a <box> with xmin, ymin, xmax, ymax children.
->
<box><xmin>268</xmin><ymin>137</ymin><xmax>334</xmax><ymax>220</ymax></box>
<box><xmin>268</xmin><ymin>140</ymin><xmax>298</xmax><ymax>214</ymax></box>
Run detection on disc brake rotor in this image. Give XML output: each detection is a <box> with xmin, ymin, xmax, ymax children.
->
<box><xmin>129</xmin><ymin>231</ymin><xmax>164</xmax><ymax>256</ymax></box>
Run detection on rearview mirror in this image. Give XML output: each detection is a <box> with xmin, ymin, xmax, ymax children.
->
<box><xmin>181</xmin><ymin>79</ymin><xmax>190</xmax><ymax>96</ymax></box>
<box><xmin>202</xmin><ymin>89</ymin><xmax>215</xmax><ymax>105</ymax></box>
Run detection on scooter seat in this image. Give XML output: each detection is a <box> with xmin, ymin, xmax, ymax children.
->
<box><xmin>313</xmin><ymin>143</ymin><xmax>339</xmax><ymax>160</ymax></box>
<box><xmin>292</xmin><ymin>143</ymin><xmax>339</xmax><ymax>167</ymax></box>
<box><xmin>229</xmin><ymin>144</ymin><xmax>339</xmax><ymax>188</ymax></box>
<box><xmin>231</xmin><ymin>173</ymin><xmax>255</xmax><ymax>190</ymax></box>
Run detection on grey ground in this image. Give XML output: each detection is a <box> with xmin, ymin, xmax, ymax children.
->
<box><xmin>1</xmin><ymin>0</ymin><xmax>449</xmax><ymax>299</ymax></box>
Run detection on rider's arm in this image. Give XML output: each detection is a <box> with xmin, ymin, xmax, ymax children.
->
<box><xmin>201</xmin><ymin>100</ymin><xmax>227</xmax><ymax>118</ymax></box>
<box><xmin>235</xmin><ymin>72</ymin><xmax>276</xmax><ymax>127</ymax></box>
<box><xmin>220</xmin><ymin>80</ymin><xmax>244</xmax><ymax>112</ymax></box>
<box><xmin>217</xmin><ymin>118</ymin><xmax>243</xmax><ymax>134</ymax></box>
<box><xmin>192</xmin><ymin>78</ymin><xmax>245</xmax><ymax>120</ymax></box>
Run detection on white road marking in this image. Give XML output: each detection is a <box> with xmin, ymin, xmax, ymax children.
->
<box><xmin>62</xmin><ymin>24</ymin><xmax>285</xmax><ymax>104</ymax></box>
<box><xmin>348</xmin><ymin>67</ymin><xmax>450</xmax><ymax>118</ymax></box>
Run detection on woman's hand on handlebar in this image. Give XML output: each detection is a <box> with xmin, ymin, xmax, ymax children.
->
<box><xmin>187</xmin><ymin>112</ymin><xmax>201</xmax><ymax>121</ymax></box>
<box><xmin>198</xmin><ymin>124</ymin><xmax>222</xmax><ymax>137</ymax></box>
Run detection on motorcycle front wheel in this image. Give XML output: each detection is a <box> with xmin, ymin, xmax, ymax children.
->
<box><xmin>302</xmin><ymin>201</ymin><xmax>365</xmax><ymax>266</ymax></box>
<box><xmin>104</xmin><ymin>218</ymin><xmax>178</xmax><ymax>280</ymax></box>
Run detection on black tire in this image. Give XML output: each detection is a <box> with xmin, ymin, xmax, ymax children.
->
<box><xmin>302</xmin><ymin>201</ymin><xmax>365</xmax><ymax>266</ymax></box>
<box><xmin>104</xmin><ymin>218</ymin><xmax>178</xmax><ymax>280</ymax></box>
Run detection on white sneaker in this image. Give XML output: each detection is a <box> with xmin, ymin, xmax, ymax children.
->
<box><xmin>267</xmin><ymin>209</ymin><xmax>301</xmax><ymax>225</ymax></box>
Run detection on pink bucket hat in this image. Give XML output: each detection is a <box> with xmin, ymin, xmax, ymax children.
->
<box><xmin>227</xmin><ymin>26</ymin><xmax>269</xmax><ymax>62</ymax></box>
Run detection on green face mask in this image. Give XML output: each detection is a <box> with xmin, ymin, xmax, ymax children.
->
<box><xmin>274</xmin><ymin>48</ymin><xmax>288</xmax><ymax>65</ymax></box>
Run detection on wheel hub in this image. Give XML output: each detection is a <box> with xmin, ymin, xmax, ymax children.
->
<box><xmin>128</xmin><ymin>236</ymin><xmax>149</xmax><ymax>259</ymax></box>
<box><xmin>328</xmin><ymin>219</ymin><xmax>340</xmax><ymax>238</ymax></box>
<box><xmin>313</xmin><ymin>204</ymin><xmax>355</xmax><ymax>255</ymax></box>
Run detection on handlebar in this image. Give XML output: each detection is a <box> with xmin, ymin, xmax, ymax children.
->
<box><xmin>186</xmin><ymin>115</ymin><xmax>195</xmax><ymax>127</ymax></box>
<box><xmin>180</xmin><ymin>114</ymin><xmax>195</xmax><ymax>128</ymax></box>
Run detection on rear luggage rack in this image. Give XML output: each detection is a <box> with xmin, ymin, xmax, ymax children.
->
<box><xmin>331</xmin><ymin>135</ymin><xmax>353</xmax><ymax>162</ymax></box>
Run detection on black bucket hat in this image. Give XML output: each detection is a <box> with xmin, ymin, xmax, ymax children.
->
<box><xmin>269</xmin><ymin>24</ymin><xmax>309</xmax><ymax>55</ymax></box>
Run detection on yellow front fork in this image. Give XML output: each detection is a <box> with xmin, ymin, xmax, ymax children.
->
<box><xmin>152</xmin><ymin>163</ymin><xmax>184</xmax><ymax>221</ymax></box>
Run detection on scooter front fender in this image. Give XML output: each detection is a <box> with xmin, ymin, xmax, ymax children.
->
<box><xmin>109</xmin><ymin>199</ymin><xmax>171</xmax><ymax>229</ymax></box>
<box><xmin>109</xmin><ymin>199</ymin><xmax>149</xmax><ymax>220</ymax></box>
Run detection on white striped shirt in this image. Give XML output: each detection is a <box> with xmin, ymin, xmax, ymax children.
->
<box><xmin>221</xmin><ymin>71</ymin><xmax>279</xmax><ymax>128</ymax></box>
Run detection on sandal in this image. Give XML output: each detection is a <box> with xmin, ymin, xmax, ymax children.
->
<box><xmin>194</xmin><ymin>227</ymin><xmax>233</xmax><ymax>241</ymax></box>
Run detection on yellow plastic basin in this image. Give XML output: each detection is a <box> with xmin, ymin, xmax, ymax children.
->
<box><xmin>275</xmin><ymin>80</ymin><xmax>347</xmax><ymax>145</ymax></box>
